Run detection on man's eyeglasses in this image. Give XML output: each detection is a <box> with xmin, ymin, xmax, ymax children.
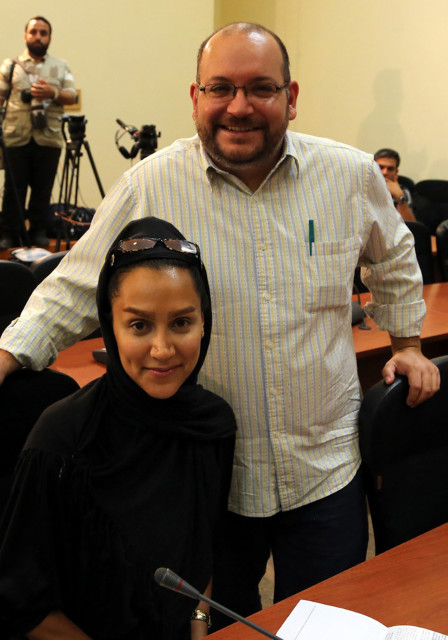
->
<box><xmin>198</xmin><ymin>82</ymin><xmax>289</xmax><ymax>103</ymax></box>
<box><xmin>110</xmin><ymin>237</ymin><xmax>201</xmax><ymax>266</ymax></box>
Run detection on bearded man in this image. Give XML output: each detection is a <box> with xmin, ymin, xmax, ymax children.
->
<box><xmin>0</xmin><ymin>16</ymin><xmax>77</xmax><ymax>249</ymax></box>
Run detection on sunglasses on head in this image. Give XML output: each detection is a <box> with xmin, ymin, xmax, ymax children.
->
<box><xmin>110</xmin><ymin>237</ymin><xmax>201</xmax><ymax>266</ymax></box>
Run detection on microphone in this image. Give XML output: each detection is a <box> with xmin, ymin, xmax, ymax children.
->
<box><xmin>353</xmin><ymin>284</ymin><xmax>371</xmax><ymax>331</ymax></box>
<box><xmin>154</xmin><ymin>567</ymin><xmax>284</xmax><ymax>640</ymax></box>
<box><xmin>116</xmin><ymin>118</ymin><xmax>139</xmax><ymax>139</ymax></box>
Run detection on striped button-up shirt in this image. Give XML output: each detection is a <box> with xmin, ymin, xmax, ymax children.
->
<box><xmin>1</xmin><ymin>131</ymin><xmax>425</xmax><ymax>517</ymax></box>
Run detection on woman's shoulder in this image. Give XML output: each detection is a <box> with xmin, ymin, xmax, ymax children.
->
<box><xmin>24</xmin><ymin>377</ymin><xmax>105</xmax><ymax>454</ymax></box>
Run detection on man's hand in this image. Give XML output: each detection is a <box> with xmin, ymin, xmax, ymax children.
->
<box><xmin>0</xmin><ymin>349</ymin><xmax>22</xmax><ymax>385</ymax></box>
<box><xmin>382</xmin><ymin>338</ymin><xmax>440</xmax><ymax>407</ymax></box>
<box><xmin>31</xmin><ymin>78</ymin><xmax>57</xmax><ymax>101</ymax></box>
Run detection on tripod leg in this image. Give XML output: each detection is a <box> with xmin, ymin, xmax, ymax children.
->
<box><xmin>82</xmin><ymin>140</ymin><xmax>105</xmax><ymax>199</ymax></box>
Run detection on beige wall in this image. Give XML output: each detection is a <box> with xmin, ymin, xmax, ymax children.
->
<box><xmin>215</xmin><ymin>0</ymin><xmax>448</xmax><ymax>183</ymax></box>
<box><xmin>2</xmin><ymin>1</ymin><xmax>447</xmax><ymax>210</ymax></box>
<box><xmin>0</xmin><ymin>1</ymin><xmax>214</xmax><ymax>207</ymax></box>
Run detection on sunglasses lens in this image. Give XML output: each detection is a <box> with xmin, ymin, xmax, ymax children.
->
<box><xmin>118</xmin><ymin>238</ymin><xmax>157</xmax><ymax>252</ymax></box>
<box><xmin>164</xmin><ymin>239</ymin><xmax>198</xmax><ymax>254</ymax></box>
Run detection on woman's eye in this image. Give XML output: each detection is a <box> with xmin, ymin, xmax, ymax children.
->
<box><xmin>130</xmin><ymin>320</ymin><xmax>147</xmax><ymax>332</ymax></box>
<box><xmin>173</xmin><ymin>317</ymin><xmax>191</xmax><ymax>330</ymax></box>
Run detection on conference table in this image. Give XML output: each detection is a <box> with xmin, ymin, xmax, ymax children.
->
<box><xmin>207</xmin><ymin>523</ymin><xmax>448</xmax><ymax>639</ymax></box>
<box><xmin>50</xmin><ymin>282</ymin><xmax>448</xmax><ymax>390</ymax></box>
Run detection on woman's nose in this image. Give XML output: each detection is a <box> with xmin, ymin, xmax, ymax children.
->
<box><xmin>149</xmin><ymin>332</ymin><xmax>175</xmax><ymax>359</ymax></box>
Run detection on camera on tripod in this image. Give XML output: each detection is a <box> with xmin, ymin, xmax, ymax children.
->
<box><xmin>60</xmin><ymin>114</ymin><xmax>87</xmax><ymax>142</ymax></box>
<box><xmin>115</xmin><ymin>118</ymin><xmax>161</xmax><ymax>161</ymax></box>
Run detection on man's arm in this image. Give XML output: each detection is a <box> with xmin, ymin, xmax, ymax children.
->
<box><xmin>361</xmin><ymin>160</ymin><xmax>439</xmax><ymax>406</ymax></box>
<box><xmin>31</xmin><ymin>78</ymin><xmax>77</xmax><ymax>105</ymax></box>
<box><xmin>0</xmin><ymin>349</ymin><xmax>21</xmax><ymax>384</ymax></box>
<box><xmin>382</xmin><ymin>336</ymin><xmax>441</xmax><ymax>407</ymax></box>
<box><xmin>385</xmin><ymin>177</ymin><xmax>416</xmax><ymax>221</ymax></box>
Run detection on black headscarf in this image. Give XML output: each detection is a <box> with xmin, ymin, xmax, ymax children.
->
<box><xmin>96</xmin><ymin>216</ymin><xmax>234</xmax><ymax>441</ymax></box>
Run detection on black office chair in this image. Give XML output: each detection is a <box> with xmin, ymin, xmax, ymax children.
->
<box><xmin>0</xmin><ymin>260</ymin><xmax>37</xmax><ymax>335</ymax></box>
<box><xmin>405</xmin><ymin>220</ymin><xmax>435</xmax><ymax>284</ymax></box>
<box><xmin>436</xmin><ymin>219</ymin><xmax>448</xmax><ymax>281</ymax></box>
<box><xmin>413</xmin><ymin>180</ymin><xmax>448</xmax><ymax>235</ymax></box>
<box><xmin>359</xmin><ymin>355</ymin><xmax>448</xmax><ymax>554</ymax></box>
<box><xmin>0</xmin><ymin>368</ymin><xmax>80</xmax><ymax>514</ymax></box>
<box><xmin>30</xmin><ymin>250</ymin><xmax>68</xmax><ymax>284</ymax></box>
<box><xmin>398</xmin><ymin>175</ymin><xmax>415</xmax><ymax>201</ymax></box>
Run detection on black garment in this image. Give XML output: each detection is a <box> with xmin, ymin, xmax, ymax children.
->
<box><xmin>0</xmin><ymin>217</ymin><xmax>237</xmax><ymax>639</ymax></box>
<box><xmin>0</xmin><ymin>139</ymin><xmax>60</xmax><ymax>235</ymax></box>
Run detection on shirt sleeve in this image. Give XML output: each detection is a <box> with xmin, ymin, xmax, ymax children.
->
<box><xmin>60</xmin><ymin>60</ymin><xmax>76</xmax><ymax>94</ymax></box>
<box><xmin>0</xmin><ymin>171</ymin><xmax>140</xmax><ymax>369</ymax></box>
<box><xmin>0</xmin><ymin>58</ymin><xmax>14</xmax><ymax>100</ymax></box>
<box><xmin>359</xmin><ymin>159</ymin><xmax>426</xmax><ymax>337</ymax></box>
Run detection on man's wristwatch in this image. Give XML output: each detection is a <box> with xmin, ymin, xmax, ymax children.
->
<box><xmin>394</xmin><ymin>195</ymin><xmax>407</xmax><ymax>206</ymax></box>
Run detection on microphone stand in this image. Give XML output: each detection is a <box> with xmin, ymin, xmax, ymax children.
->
<box><xmin>155</xmin><ymin>568</ymin><xmax>284</xmax><ymax>640</ymax></box>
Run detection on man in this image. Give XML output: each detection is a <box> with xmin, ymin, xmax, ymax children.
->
<box><xmin>0</xmin><ymin>23</ymin><xmax>440</xmax><ymax>623</ymax></box>
<box><xmin>374</xmin><ymin>148</ymin><xmax>415</xmax><ymax>221</ymax></box>
<box><xmin>0</xmin><ymin>16</ymin><xmax>77</xmax><ymax>249</ymax></box>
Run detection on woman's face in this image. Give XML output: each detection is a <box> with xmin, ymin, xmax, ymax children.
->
<box><xmin>112</xmin><ymin>265</ymin><xmax>204</xmax><ymax>399</ymax></box>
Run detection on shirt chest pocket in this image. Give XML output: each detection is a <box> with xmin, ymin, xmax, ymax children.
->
<box><xmin>303</xmin><ymin>236</ymin><xmax>360</xmax><ymax>312</ymax></box>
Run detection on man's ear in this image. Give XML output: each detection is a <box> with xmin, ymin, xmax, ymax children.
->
<box><xmin>288</xmin><ymin>81</ymin><xmax>299</xmax><ymax>122</ymax></box>
<box><xmin>190</xmin><ymin>83</ymin><xmax>199</xmax><ymax>120</ymax></box>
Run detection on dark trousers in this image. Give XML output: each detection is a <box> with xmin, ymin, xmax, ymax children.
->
<box><xmin>212</xmin><ymin>469</ymin><xmax>368</xmax><ymax>629</ymax></box>
<box><xmin>1</xmin><ymin>139</ymin><xmax>60</xmax><ymax>234</ymax></box>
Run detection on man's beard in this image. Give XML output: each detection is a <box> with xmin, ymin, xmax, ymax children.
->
<box><xmin>195</xmin><ymin>112</ymin><xmax>289</xmax><ymax>174</ymax></box>
<box><xmin>27</xmin><ymin>41</ymin><xmax>49</xmax><ymax>58</ymax></box>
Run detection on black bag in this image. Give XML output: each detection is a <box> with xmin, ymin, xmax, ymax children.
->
<box><xmin>46</xmin><ymin>204</ymin><xmax>95</xmax><ymax>239</ymax></box>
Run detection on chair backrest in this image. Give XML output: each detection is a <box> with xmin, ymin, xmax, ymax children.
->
<box><xmin>413</xmin><ymin>180</ymin><xmax>448</xmax><ymax>235</ymax></box>
<box><xmin>405</xmin><ymin>220</ymin><xmax>435</xmax><ymax>284</ymax></box>
<box><xmin>359</xmin><ymin>355</ymin><xmax>448</xmax><ymax>554</ymax></box>
<box><xmin>0</xmin><ymin>260</ymin><xmax>37</xmax><ymax>335</ymax></box>
<box><xmin>0</xmin><ymin>368</ymin><xmax>80</xmax><ymax>513</ymax></box>
<box><xmin>436</xmin><ymin>219</ymin><xmax>448</xmax><ymax>281</ymax></box>
<box><xmin>30</xmin><ymin>250</ymin><xmax>69</xmax><ymax>284</ymax></box>
<box><xmin>398</xmin><ymin>175</ymin><xmax>415</xmax><ymax>195</ymax></box>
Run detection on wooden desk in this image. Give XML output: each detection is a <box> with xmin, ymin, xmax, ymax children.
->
<box><xmin>353</xmin><ymin>282</ymin><xmax>448</xmax><ymax>390</ymax></box>
<box><xmin>208</xmin><ymin>523</ymin><xmax>448</xmax><ymax>639</ymax></box>
<box><xmin>50</xmin><ymin>336</ymin><xmax>105</xmax><ymax>386</ymax></box>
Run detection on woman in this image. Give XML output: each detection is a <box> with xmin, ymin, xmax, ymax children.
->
<box><xmin>0</xmin><ymin>217</ymin><xmax>236</xmax><ymax>640</ymax></box>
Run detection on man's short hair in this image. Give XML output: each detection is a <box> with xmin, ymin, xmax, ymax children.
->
<box><xmin>25</xmin><ymin>16</ymin><xmax>52</xmax><ymax>35</ymax></box>
<box><xmin>196</xmin><ymin>22</ymin><xmax>291</xmax><ymax>84</ymax></box>
<box><xmin>374</xmin><ymin>148</ymin><xmax>400</xmax><ymax>168</ymax></box>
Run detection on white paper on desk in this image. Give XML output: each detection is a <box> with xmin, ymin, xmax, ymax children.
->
<box><xmin>277</xmin><ymin>600</ymin><xmax>446</xmax><ymax>640</ymax></box>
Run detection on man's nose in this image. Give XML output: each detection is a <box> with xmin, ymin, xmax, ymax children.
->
<box><xmin>226</xmin><ymin>87</ymin><xmax>255</xmax><ymax>117</ymax></box>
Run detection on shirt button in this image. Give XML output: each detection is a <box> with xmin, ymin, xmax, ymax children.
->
<box><xmin>266</xmin><ymin>341</ymin><xmax>274</xmax><ymax>349</ymax></box>
<box><xmin>263</xmin><ymin>292</ymin><xmax>271</xmax><ymax>301</ymax></box>
<box><xmin>260</xmin><ymin>244</ymin><xmax>266</xmax><ymax>252</ymax></box>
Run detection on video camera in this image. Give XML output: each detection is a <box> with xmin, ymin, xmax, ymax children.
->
<box><xmin>60</xmin><ymin>114</ymin><xmax>88</xmax><ymax>142</ymax></box>
<box><xmin>115</xmin><ymin>118</ymin><xmax>161</xmax><ymax>161</ymax></box>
